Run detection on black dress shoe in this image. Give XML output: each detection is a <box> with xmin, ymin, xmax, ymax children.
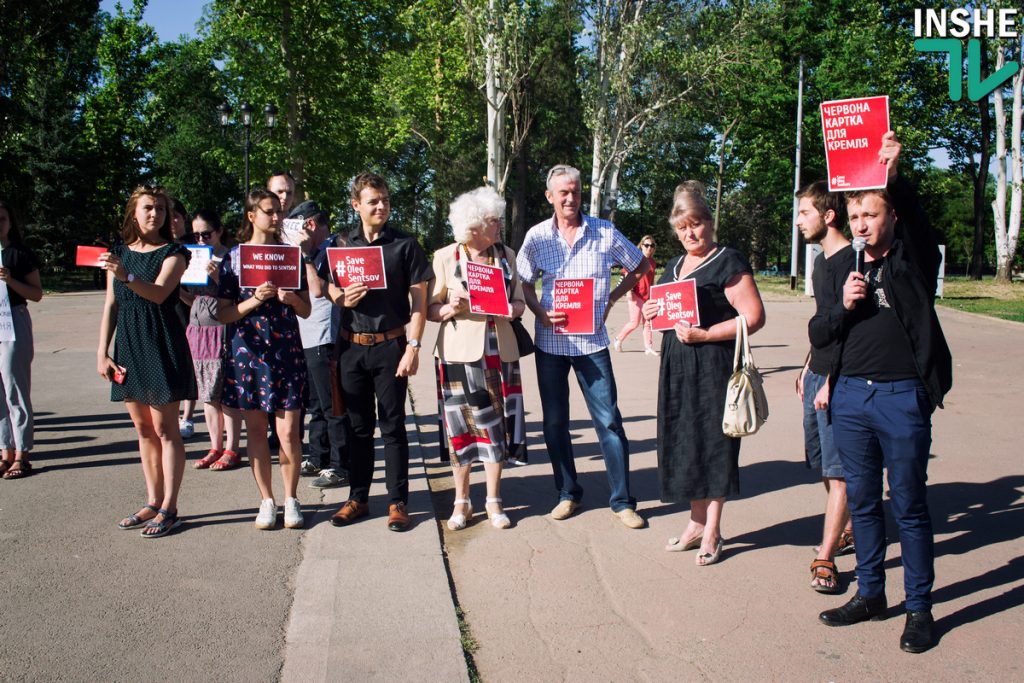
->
<box><xmin>900</xmin><ymin>610</ymin><xmax>934</xmax><ymax>653</ymax></box>
<box><xmin>819</xmin><ymin>594</ymin><xmax>887</xmax><ymax>626</ymax></box>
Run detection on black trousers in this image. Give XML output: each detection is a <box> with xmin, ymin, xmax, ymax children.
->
<box><xmin>337</xmin><ymin>337</ymin><xmax>409</xmax><ymax>504</ymax></box>
<box><xmin>303</xmin><ymin>344</ymin><xmax>350</xmax><ymax>473</ymax></box>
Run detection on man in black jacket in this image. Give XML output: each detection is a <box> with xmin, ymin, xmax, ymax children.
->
<box><xmin>817</xmin><ymin>132</ymin><xmax>953</xmax><ymax>654</ymax></box>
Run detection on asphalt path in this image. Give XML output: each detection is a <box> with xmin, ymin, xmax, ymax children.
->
<box><xmin>2</xmin><ymin>288</ymin><xmax>1022</xmax><ymax>682</ymax></box>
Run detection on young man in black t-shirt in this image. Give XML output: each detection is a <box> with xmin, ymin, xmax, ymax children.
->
<box><xmin>316</xmin><ymin>173</ymin><xmax>431</xmax><ymax>532</ymax></box>
<box><xmin>795</xmin><ymin>180</ymin><xmax>855</xmax><ymax>595</ymax></box>
<box><xmin>817</xmin><ymin>132</ymin><xmax>952</xmax><ymax>655</ymax></box>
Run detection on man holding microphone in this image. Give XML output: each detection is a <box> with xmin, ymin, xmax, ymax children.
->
<box><xmin>817</xmin><ymin>132</ymin><xmax>952</xmax><ymax>654</ymax></box>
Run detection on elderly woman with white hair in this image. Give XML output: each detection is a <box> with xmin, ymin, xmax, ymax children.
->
<box><xmin>428</xmin><ymin>186</ymin><xmax>528</xmax><ymax>531</ymax></box>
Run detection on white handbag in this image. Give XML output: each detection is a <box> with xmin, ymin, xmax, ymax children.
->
<box><xmin>722</xmin><ymin>314</ymin><xmax>769</xmax><ymax>437</ymax></box>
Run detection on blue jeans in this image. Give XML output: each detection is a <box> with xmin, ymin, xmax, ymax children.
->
<box><xmin>802</xmin><ymin>369</ymin><xmax>843</xmax><ymax>478</ymax></box>
<box><xmin>535</xmin><ymin>348</ymin><xmax>635</xmax><ymax>512</ymax></box>
<box><xmin>832</xmin><ymin>376</ymin><xmax>934</xmax><ymax>612</ymax></box>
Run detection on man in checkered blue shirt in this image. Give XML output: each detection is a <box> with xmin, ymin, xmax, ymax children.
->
<box><xmin>517</xmin><ymin>165</ymin><xmax>651</xmax><ymax>529</ymax></box>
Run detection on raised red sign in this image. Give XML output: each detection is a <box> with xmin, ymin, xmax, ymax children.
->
<box><xmin>466</xmin><ymin>261</ymin><xmax>509</xmax><ymax>316</ymax></box>
<box><xmin>76</xmin><ymin>245</ymin><xmax>109</xmax><ymax>267</ymax></box>
<box><xmin>238</xmin><ymin>244</ymin><xmax>302</xmax><ymax>289</ymax></box>
<box><xmin>649</xmin><ymin>279</ymin><xmax>700</xmax><ymax>332</ymax></box>
<box><xmin>325</xmin><ymin>247</ymin><xmax>388</xmax><ymax>290</ymax></box>
<box><xmin>820</xmin><ymin>95</ymin><xmax>890</xmax><ymax>192</ymax></box>
<box><xmin>553</xmin><ymin>277</ymin><xmax>595</xmax><ymax>335</ymax></box>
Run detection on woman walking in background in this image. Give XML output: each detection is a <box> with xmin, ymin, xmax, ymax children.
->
<box><xmin>180</xmin><ymin>209</ymin><xmax>242</xmax><ymax>471</ymax></box>
<box><xmin>614</xmin><ymin>235</ymin><xmax>657</xmax><ymax>355</ymax></box>
<box><xmin>0</xmin><ymin>200</ymin><xmax>43</xmax><ymax>480</ymax></box>
<box><xmin>97</xmin><ymin>186</ymin><xmax>196</xmax><ymax>537</ymax></box>
<box><xmin>217</xmin><ymin>189</ymin><xmax>310</xmax><ymax>530</ymax></box>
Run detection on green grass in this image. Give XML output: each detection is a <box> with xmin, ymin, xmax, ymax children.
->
<box><xmin>40</xmin><ymin>268</ymin><xmax>106</xmax><ymax>294</ymax></box>
<box><xmin>936</xmin><ymin>276</ymin><xmax>1024</xmax><ymax>323</ymax></box>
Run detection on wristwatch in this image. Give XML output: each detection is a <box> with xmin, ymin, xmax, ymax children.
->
<box><xmin>126</xmin><ymin>273</ymin><xmax>136</xmax><ymax>283</ymax></box>
<box><xmin>408</xmin><ymin>339</ymin><xmax>421</xmax><ymax>350</ymax></box>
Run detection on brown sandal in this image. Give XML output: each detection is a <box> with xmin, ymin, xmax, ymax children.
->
<box><xmin>811</xmin><ymin>559</ymin><xmax>840</xmax><ymax>594</ymax></box>
<box><xmin>2</xmin><ymin>459</ymin><xmax>32</xmax><ymax>479</ymax></box>
<box><xmin>836</xmin><ymin>530</ymin><xmax>856</xmax><ymax>556</ymax></box>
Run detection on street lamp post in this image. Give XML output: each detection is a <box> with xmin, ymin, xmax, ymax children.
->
<box><xmin>217</xmin><ymin>101</ymin><xmax>278</xmax><ymax>194</ymax></box>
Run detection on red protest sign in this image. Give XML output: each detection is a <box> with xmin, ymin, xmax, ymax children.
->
<box><xmin>466</xmin><ymin>261</ymin><xmax>510</xmax><ymax>316</ymax></box>
<box><xmin>820</xmin><ymin>96</ymin><xmax>890</xmax><ymax>192</ymax></box>
<box><xmin>76</xmin><ymin>245</ymin><xmax>108</xmax><ymax>267</ymax></box>
<box><xmin>325</xmin><ymin>247</ymin><xmax>388</xmax><ymax>290</ymax></box>
<box><xmin>649</xmin><ymin>279</ymin><xmax>700</xmax><ymax>332</ymax></box>
<box><xmin>553</xmin><ymin>277</ymin><xmax>595</xmax><ymax>335</ymax></box>
<box><xmin>238</xmin><ymin>244</ymin><xmax>302</xmax><ymax>289</ymax></box>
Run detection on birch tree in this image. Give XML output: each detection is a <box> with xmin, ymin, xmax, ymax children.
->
<box><xmin>578</xmin><ymin>0</ymin><xmax>738</xmax><ymax>219</ymax></box>
<box><xmin>460</xmin><ymin>0</ymin><xmax>541</xmax><ymax>195</ymax></box>
<box><xmin>991</xmin><ymin>36</ymin><xmax>1023</xmax><ymax>282</ymax></box>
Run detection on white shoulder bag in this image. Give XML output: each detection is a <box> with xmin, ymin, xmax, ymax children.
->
<box><xmin>722</xmin><ymin>314</ymin><xmax>768</xmax><ymax>437</ymax></box>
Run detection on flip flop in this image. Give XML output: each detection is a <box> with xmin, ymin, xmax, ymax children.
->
<box><xmin>119</xmin><ymin>504</ymin><xmax>160</xmax><ymax>530</ymax></box>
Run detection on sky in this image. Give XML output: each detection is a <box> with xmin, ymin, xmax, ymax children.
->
<box><xmin>99</xmin><ymin>0</ymin><xmax>207</xmax><ymax>41</ymax></box>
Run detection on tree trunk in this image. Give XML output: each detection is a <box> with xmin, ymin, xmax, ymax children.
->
<box><xmin>1008</xmin><ymin>45</ymin><xmax>1024</xmax><ymax>281</ymax></box>
<box><xmin>993</xmin><ymin>45</ymin><xmax>1009</xmax><ymax>280</ymax></box>
<box><xmin>280</xmin><ymin>0</ymin><xmax>303</xmax><ymax>199</ymax></box>
<box><xmin>970</xmin><ymin>48</ymin><xmax>992</xmax><ymax>281</ymax></box>
<box><xmin>485</xmin><ymin>0</ymin><xmax>506</xmax><ymax>192</ymax></box>
<box><xmin>714</xmin><ymin>117</ymin><xmax>738</xmax><ymax>234</ymax></box>
<box><xmin>510</xmin><ymin>138</ymin><xmax>529</xmax><ymax>250</ymax></box>
<box><xmin>602</xmin><ymin>158</ymin><xmax>621</xmax><ymax>221</ymax></box>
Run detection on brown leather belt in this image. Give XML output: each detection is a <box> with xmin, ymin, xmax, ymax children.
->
<box><xmin>339</xmin><ymin>326</ymin><xmax>406</xmax><ymax>346</ymax></box>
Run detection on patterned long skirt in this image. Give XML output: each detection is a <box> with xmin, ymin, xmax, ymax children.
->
<box><xmin>435</xmin><ymin>322</ymin><xmax>527</xmax><ymax>466</ymax></box>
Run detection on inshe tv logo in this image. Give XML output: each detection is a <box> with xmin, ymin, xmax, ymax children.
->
<box><xmin>914</xmin><ymin>7</ymin><xmax>1020</xmax><ymax>101</ymax></box>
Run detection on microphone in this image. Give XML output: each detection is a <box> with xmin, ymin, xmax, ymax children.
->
<box><xmin>852</xmin><ymin>237</ymin><xmax>866</xmax><ymax>274</ymax></box>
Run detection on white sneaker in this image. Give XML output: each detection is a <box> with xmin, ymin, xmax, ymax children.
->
<box><xmin>644</xmin><ymin>346</ymin><xmax>659</xmax><ymax>356</ymax></box>
<box><xmin>613</xmin><ymin>339</ymin><xmax>622</xmax><ymax>352</ymax></box>
<box><xmin>255</xmin><ymin>498</ymin><xmax>277</xmax><ymax>530</ymax></box>
<box><xmin>179</xmin><ymin>419</ymin><xmax>195</xmax><ymax>439</ymax></box>
<box><xmin>284</xmin><ymin>497</ymin><xmax>304</xmax><ymax>529</ymax></box>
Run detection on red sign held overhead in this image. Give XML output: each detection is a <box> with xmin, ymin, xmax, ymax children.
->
<box><xmin>649</xmin><ymin>279</ymin><xmax>700</xmax><ymax>332</ymax></box>
<box><xmin>75</xmin><ymin>245</ymin><xmax>109</xmax><ymax>267</ymax></box>
<box><xmin>238</xmin><ymin>244</ymin><xmax>302</xmax><ymax>289</ymax></box>
<box><xmin>466</xmin><ymin>261</ymin><xmax>510</xmax><ymax>316</ymax></box>
<box><xmin>325</xmin><ymin>247</ymin><xmax>388</xmax><ymax>290</ymax></box>
<box><xmin>820</xmin><ymin>95</ymin><xmax>890</xmax><ymax>192</ymax></box>
<box><xmin>553</xmin><ymin>277</ymin><xmax>595</xmax><ymax>335</ymax></box>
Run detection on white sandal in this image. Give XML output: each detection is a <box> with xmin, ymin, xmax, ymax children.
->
<box><xmin>447</xmin><ymin>498</ymin><xmax>473</xmax><ymax>530</ymax></box>
<box><xmin>485</xmin><ymin>497</ymin><xmax>511</xmax><ymax>529</ymax></box>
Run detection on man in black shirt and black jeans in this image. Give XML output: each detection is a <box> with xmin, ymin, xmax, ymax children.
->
<box><xmin>316</xmin><ymin>172</ymin><xmax>431</xmax><ymax>531</ymax></box>
<box><xmin>818</xmin><ymin>132</ymin><xmax>952</xmax><ymax>653</ymax></box>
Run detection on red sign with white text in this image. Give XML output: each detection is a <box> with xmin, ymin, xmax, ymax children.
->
<box><xmin>466</xmin><ymin>261</ymin><xmax>510</xmax><ymax>316</ymax></box>
<box><xmin>238</xmin><ymin>244</ymin><xmax>302</xmax><ymax>289</ymax></box>
<box><xmin>325</xmin><ymin>247</ymin><xmax>388</xmax><ymax>289</ymax></box>
<box><xmin>76</xmin><ymin>245</ymin><xmax>109</xmax><ymax>267</ymax></box>
<box><xmin>553</xmin><ymin>277</ymin><xmax>595</xmax><ymax>335</ymax></box>
<box><xmin>649</xmin><ymin>279</ymin><xmax>700</xmax><ymax>332</ymax></box>
<box><xmin>820</xmin><ymin>95</ymin><xmax>890</xmax><ymax>192</ymax></box>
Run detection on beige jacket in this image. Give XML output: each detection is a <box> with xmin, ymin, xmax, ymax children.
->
<box><xmin>430</xmin><ymin>242</ymin><xmax>525</xmax><ymax>363</ymax></box>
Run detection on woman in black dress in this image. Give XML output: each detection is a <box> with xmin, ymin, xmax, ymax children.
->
<box><xmin>97</xmin><ymin>186</ymin><xmax>197</xmax><ymax>538</ymax></box>
<box><xmin>643</xmin><ymin>181</ymin><xmax>765</xmax><ymax>565</ymax></box>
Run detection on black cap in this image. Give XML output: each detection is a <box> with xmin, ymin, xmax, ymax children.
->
<box><xmin>288</xmin><ymin>200</ymin><xmax>326</xmax><ymax>221</ymax></box>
